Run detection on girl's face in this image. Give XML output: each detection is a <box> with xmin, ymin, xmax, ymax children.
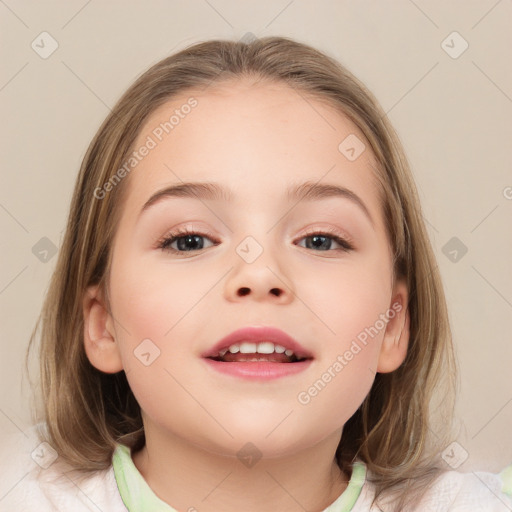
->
<box><xmin>86</xmin><ymin>79</ymin><xmax>408</xmax><ymax>458</ymax></box>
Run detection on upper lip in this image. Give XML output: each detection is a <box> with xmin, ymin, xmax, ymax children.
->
<box><xmin>202</xmin><ymin>326</ymin><xmax>314</xmax><ymax>360</ymax></box>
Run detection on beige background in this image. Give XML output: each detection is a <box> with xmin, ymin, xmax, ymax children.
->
<box><xmin>1</xmin><ymin>0</ymin><xmax>511</xmax><ymax>474</ymax></box>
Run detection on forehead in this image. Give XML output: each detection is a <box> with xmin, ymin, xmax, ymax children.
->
<box><xmin>123</xmin><ymin>78</ymin><xmax>383</xmax><ymax>222</ymax></box>
<box><xmin>137</xmin><ymin>78</ymin><xmax>369</xmax><ymax>150</ymax></box>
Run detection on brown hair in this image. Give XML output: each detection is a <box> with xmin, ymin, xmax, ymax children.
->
<box><xmin>26</xmin><ymin>36</ymin><xmax>457</xmax><ymax>510</ymax></box>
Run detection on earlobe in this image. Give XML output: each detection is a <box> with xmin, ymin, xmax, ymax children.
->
<box><xmin>376</xmin><ymin>280</ymin><xmax>410</xmax><ymax>373</ymax></box>
<box><xmin>83</xmin><ymin>285</ymin><xmax>123</xmax><ymax>374</ymax></box>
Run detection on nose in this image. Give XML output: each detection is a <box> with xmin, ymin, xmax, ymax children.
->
<box><xmin>223</xmin><ymin>243</ymin><xmax>294</xmax><ymax>304</ymax></box>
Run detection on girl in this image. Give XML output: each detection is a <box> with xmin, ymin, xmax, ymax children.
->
<box><xmin>3</xmin><ymin>36</ymin><xmax>511</xmax><ymax>511</ymax></box>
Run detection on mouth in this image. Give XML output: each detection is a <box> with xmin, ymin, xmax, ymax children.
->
<box><xmin>201</xmin><ymin>327</ymin><xmax>314</xmax><ymax>380</ymax></box>
<box><xmin>206</xmin><ymin>342</ymin><xmax>310</xmax><ymax>364</ymax></box>
<box><xmin>202</xmin><ymin>326</ymin><xmax>314</xmax><ymax>361</ymax></box>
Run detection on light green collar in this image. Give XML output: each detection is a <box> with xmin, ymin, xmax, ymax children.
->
<box><xmin>113</xmin><ymin>444</ymin><xmax>366</xmax><ymax>511</ymax></box>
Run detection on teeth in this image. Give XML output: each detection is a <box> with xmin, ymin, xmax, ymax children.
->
<box><xmin>239</xmin><ymin>342</ymin><xmax>257</xmax><ymax>353</ymax></box>
<box><xmin>216</xmin><ymin>342</ymin><xmax>296</xmax><ymax>358</ymax></box>
<box><xmin>255</xmin><ymin>342</ymin><xmax>274</xmax><ymax>354</ymax></box>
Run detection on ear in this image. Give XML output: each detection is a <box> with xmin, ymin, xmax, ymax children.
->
<box><xmin>83</xmin><ymin>284</ymin><xmax>123</xmax><ymax>373</ymax></box>
<box><xmin>376</xmin><ymin>278</ymin><xmax>410</xmax><ymax>373</ymax></box>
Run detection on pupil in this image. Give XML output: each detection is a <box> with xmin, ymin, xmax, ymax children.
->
<box><xmin>306</xmin><ymin>235</ymin><xmax>330</xmax><ymax>251</ymax></box>
<box><xmin>177</xmin><ymin>235</ymin><xmax>204</xmax><ymax>251</ymax></box>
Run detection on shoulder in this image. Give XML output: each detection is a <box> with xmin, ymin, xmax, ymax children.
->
<box><xmin>0</xmin><ymin>423</ymin><xmax>127</xmax><ymax>512</ymax></box>
<box><xmin>351</xmin><ymin>461</ymin><xmax>512</xmax><ymax>512</ymax></box>
<box><xmin>422</xmin><ymin>464</ymin><xmax>512</xmax><ymax>511</ymax></box>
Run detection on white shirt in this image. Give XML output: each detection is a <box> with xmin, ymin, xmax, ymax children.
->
<box><xmin>1</xmin><ymin>424</ymin><xmax>511</xmax><ymax>511</ymax></box>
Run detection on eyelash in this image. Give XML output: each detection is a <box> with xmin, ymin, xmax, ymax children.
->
<box><xmin>156</xmin><ymin>226</ymin><xmax>355</xmax><ymax>254</ymax></box>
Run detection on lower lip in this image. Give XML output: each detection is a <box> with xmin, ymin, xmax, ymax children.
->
<box><xmin>203</xmin><ymin>358</ymin><xmax>313</xmax><ymax>380</ymax></box>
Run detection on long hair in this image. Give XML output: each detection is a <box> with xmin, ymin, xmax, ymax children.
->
<box><xmin>26</xmin><ymin>36</ymin><xmax>457</xmax><ymax>510</ymax></box>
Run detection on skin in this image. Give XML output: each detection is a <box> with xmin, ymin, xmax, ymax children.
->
<box><xmin>83</xmin><ymin>78</ymin><xmax>410</xmax><ymax>512</ymax></box>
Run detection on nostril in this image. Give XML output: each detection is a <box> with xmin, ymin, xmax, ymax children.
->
<box><xmin>236</xmin><ymin>287</ymin><xmax>283</xmax><ymax>297</ymax></box>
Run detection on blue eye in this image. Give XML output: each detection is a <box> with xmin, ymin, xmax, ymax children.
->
<box><xmin>158</xmin><ymin>228</ymin><xmax>217</xmax><ymax>253</ymax></box>
<box><xmin>297</xmin><ymin>231</ymin><xmax>354</xmax><ymax>252</ymax></box>
<box><xmin>157</xmin><ymin>228</ymin><xmax>354</xmax><ymax>254</ymax></box>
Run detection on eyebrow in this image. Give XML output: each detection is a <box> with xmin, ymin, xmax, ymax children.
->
<box><xmin>140</xmin><ymin>181</ymin><xmax>374</xmax><ymax>226</ymax></box>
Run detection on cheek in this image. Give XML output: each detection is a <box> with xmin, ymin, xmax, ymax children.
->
<box><xmin>108</xmin><ymin>255</ymin><xmax>211</xmax><ymax>426</ymax></box>
<box><xmin>294</xmin><ymin>253</ymin><xmax>392</xmax><ymax>340</ymax></box>
<box><xmin>295</xmin><ymin>268</ymin><xmax>384</xmax><ymax>426</ymax></box>
<box><xmin>291</xmin><ymin>253</ymin><xmax>392</xmax><ymax>420</ymax></box>
<box><xmin>109</xmin><ymin>251</ymin><xmax>213</xmax><ymax>343</ymax></box>
<box><xmin>291</xmin><ymin>253</ymin><xmax>393</xmax><ymax>425</ymax></box>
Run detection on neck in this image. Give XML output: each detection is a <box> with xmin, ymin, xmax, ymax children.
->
<box><xmin>131</xmin><ymin>424</ymin><xmax>349</xmax><ymax>512</ymax></box>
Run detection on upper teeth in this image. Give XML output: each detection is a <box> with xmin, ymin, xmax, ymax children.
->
<box><xmin>217</xmin><ymin>342</ymin><xmax>295</xmax><ymax>358</ymax></box>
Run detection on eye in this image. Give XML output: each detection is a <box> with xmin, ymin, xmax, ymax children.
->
<box><xmin>295</xmin><ymin>228</ymin><xmax>354</xmax><ymax>253</ymax></box>
<box><xmin>157</xmin><ymin>227</ymin><xmax>218</xmax><ymax>254</ymax></box>
<box><xmin>157</xmin><ymin>227</ymin><xmax>354</xmax><ymax>255</ymax></box>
